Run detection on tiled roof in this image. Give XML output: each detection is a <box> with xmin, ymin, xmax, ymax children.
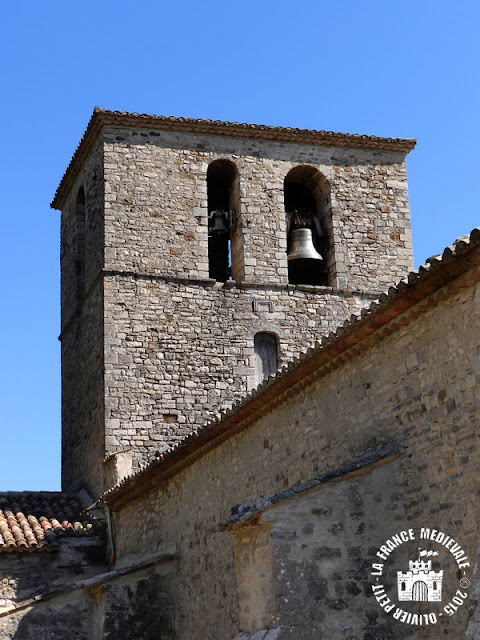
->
<box><xmin>102</xmin><ymin>227</ymin><xmax>480</xmax><ymax>509</ymax></box>
<box><xmin>51</xmin><ymin>107</ymin><xmax>416</xmax><ymax>209</ymax></box>
<box><xmin>0</xmin><ymin>492</ymin><xmax>102</xmax><ymax>553</ymax></box>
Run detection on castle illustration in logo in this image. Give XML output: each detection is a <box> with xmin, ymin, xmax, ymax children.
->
<box><xmin>397</xmin><ymin>549</ymin><xmax>443</xmax><ymax>602</ymax></box>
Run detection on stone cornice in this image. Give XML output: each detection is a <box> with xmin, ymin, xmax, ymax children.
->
<box><xmin>51</xmin><ymin>107</ymin><xmax>416</xmax><ymax>210</ymax></box>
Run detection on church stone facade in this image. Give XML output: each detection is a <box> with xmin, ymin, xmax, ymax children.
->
<box><xmin>52</xmin><ymin>108</ymin><xmax>414</xmax><ymax>497</ymax></box>
<box><xmin>7</xmin><ymin>111</ymin><xmax>480</xmax><ymax>639</ymax></box>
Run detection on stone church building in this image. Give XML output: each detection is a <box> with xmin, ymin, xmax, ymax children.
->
<box><xmin>1</xmin><ymin>109</ymin><xmax>479</xmax><ymax>639</ymax></box>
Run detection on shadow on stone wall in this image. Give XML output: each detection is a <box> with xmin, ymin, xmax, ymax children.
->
<box><xmin>8</xmin><ymin>567</ymin><xmax>175</xmax><ymax>640</ymax></box>
<box><xmin>101</xmin><ymin>569</ymin><xmax>175</xmax><ymax>639</ymax></box>
<box><xmin>11</xmin><ymin>599</ymin><xmax>92</xmax><ymax>640</ymax></box>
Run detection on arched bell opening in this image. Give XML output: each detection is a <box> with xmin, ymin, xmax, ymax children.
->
<box><xmin>284</xmin><ymin>166</ymin><xmax>331</xmax><ymax>286</ymax></box>
<box><xmin>75</xmin><ymin>186</ymin><xmax>86</xmax><ymax>305</ymax></box>
<box><xmin>207</xmin><ymin>159</ymin><xmax>239</xmax><ymax>282</ymax></box>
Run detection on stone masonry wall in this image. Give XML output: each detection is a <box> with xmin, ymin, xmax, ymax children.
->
<box><xmin>112</xmin><ymin>269</ymin><xmax>480</xmax><ymax>639</ymax></box>
<box><xmin>103</xmin><ymin>277</ymin><xmax>373</xmax><ymax>464</ymax></box>
<box><xmin>60</xmin><ymin>139</ymin><xmax>105</xmax><ymax>326</ymax></box>
<box><xmin>258</xmin><ymin>459</ymin><xmax>414</xmax><ymax>639</ymax></box>
<box><xmin>60</xmin><ymin>142</ymin><xmax>106</xmax><ymax>495</ymax></box>
<box><xmin>0</xmin><ymin>538</ymin><xmax>105</xmax><ymax>640</ymax></box>
<box><xmin>61</xmin><ymin>279</ymin><xmax>105</xmax><ymax>495</ymax></box>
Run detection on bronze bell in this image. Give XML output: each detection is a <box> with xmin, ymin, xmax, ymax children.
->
<box><xmin>287</xmin><ymin>228</ymin><xmax>323</xmax><ymax>261</ymax></box>
<box><xmin>210</xmin><ymin>212</ymin><xmax>229</xmax><ymax>235</ymax></box>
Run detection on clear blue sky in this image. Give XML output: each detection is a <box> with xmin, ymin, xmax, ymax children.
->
<box><xmin>1</xmin><ymin>2</ymin><xmax>478</xmax><ymax>490</ymax></box>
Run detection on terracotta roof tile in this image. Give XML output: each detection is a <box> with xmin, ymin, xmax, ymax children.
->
<box><xmin>0</xmin><ymin>492</ymin><xmax>102</xmax><ymax>553</ymax></box>
<box><xmin>51</xmin><ymin>107</ymin><xmax>416</xmax><ymax>210</ymax></box>
<box><xmin>102</xmin><ymin>227</ymin><xmax>480</xmax><ymax>509</ymax></box>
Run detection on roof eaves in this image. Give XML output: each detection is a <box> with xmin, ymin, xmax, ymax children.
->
<box><xmin>0</xmin><ymin>491</ymin><xmax>104</xmax><ymax>554</ymax></box>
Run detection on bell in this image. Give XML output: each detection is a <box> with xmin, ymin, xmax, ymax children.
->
<box><xmin>210</xmin><ymin>213</ymin><xmax>229</xmax><ymax>235</ymax></box>
<box><xmin>287</xmin><ymin>228</ymin><xmax>323</xmax><ymax>261</ymax></box>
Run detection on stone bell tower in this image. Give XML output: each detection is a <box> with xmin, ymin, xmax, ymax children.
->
<box><xmin>51</xmin><ymin>108</ymin><xmax>415</xmax><ymax>497</ymax></box>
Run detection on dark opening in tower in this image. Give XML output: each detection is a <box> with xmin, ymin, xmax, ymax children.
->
<box><xmin>284</xmin><ymin>166</ymin><xmax>331</xmax><ymax>286</ymax></box>
<box><xmin>207</xmin><ymin>159</ymin><xmax>238</xmax><ymax>282</ymax></box>
<box><xmin>254</xmin><ymin>332</ymin><xmax>278</xmax><ymax>386</ymax></box>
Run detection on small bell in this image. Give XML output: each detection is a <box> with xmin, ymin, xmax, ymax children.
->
<box><xmin>210</xmin><ymin>212</ymin><xmax>229</xmax><ymax>235</ymax></box>
<box><xmin>287</xmin><ymin>228</ymin><xmax>323</xmax><ymax>261</ymax></box>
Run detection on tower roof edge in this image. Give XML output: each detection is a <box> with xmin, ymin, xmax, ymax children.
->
<box><xmin>50</xmin><ymin>107</ymin><xmax>416</xmax><ymax>210</ymax></box>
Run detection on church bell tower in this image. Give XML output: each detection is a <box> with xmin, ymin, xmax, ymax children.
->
<box><xmin>51</xmin><ymin>108</ymin><xmax>415</xmax><ymax>497</ymax></box>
